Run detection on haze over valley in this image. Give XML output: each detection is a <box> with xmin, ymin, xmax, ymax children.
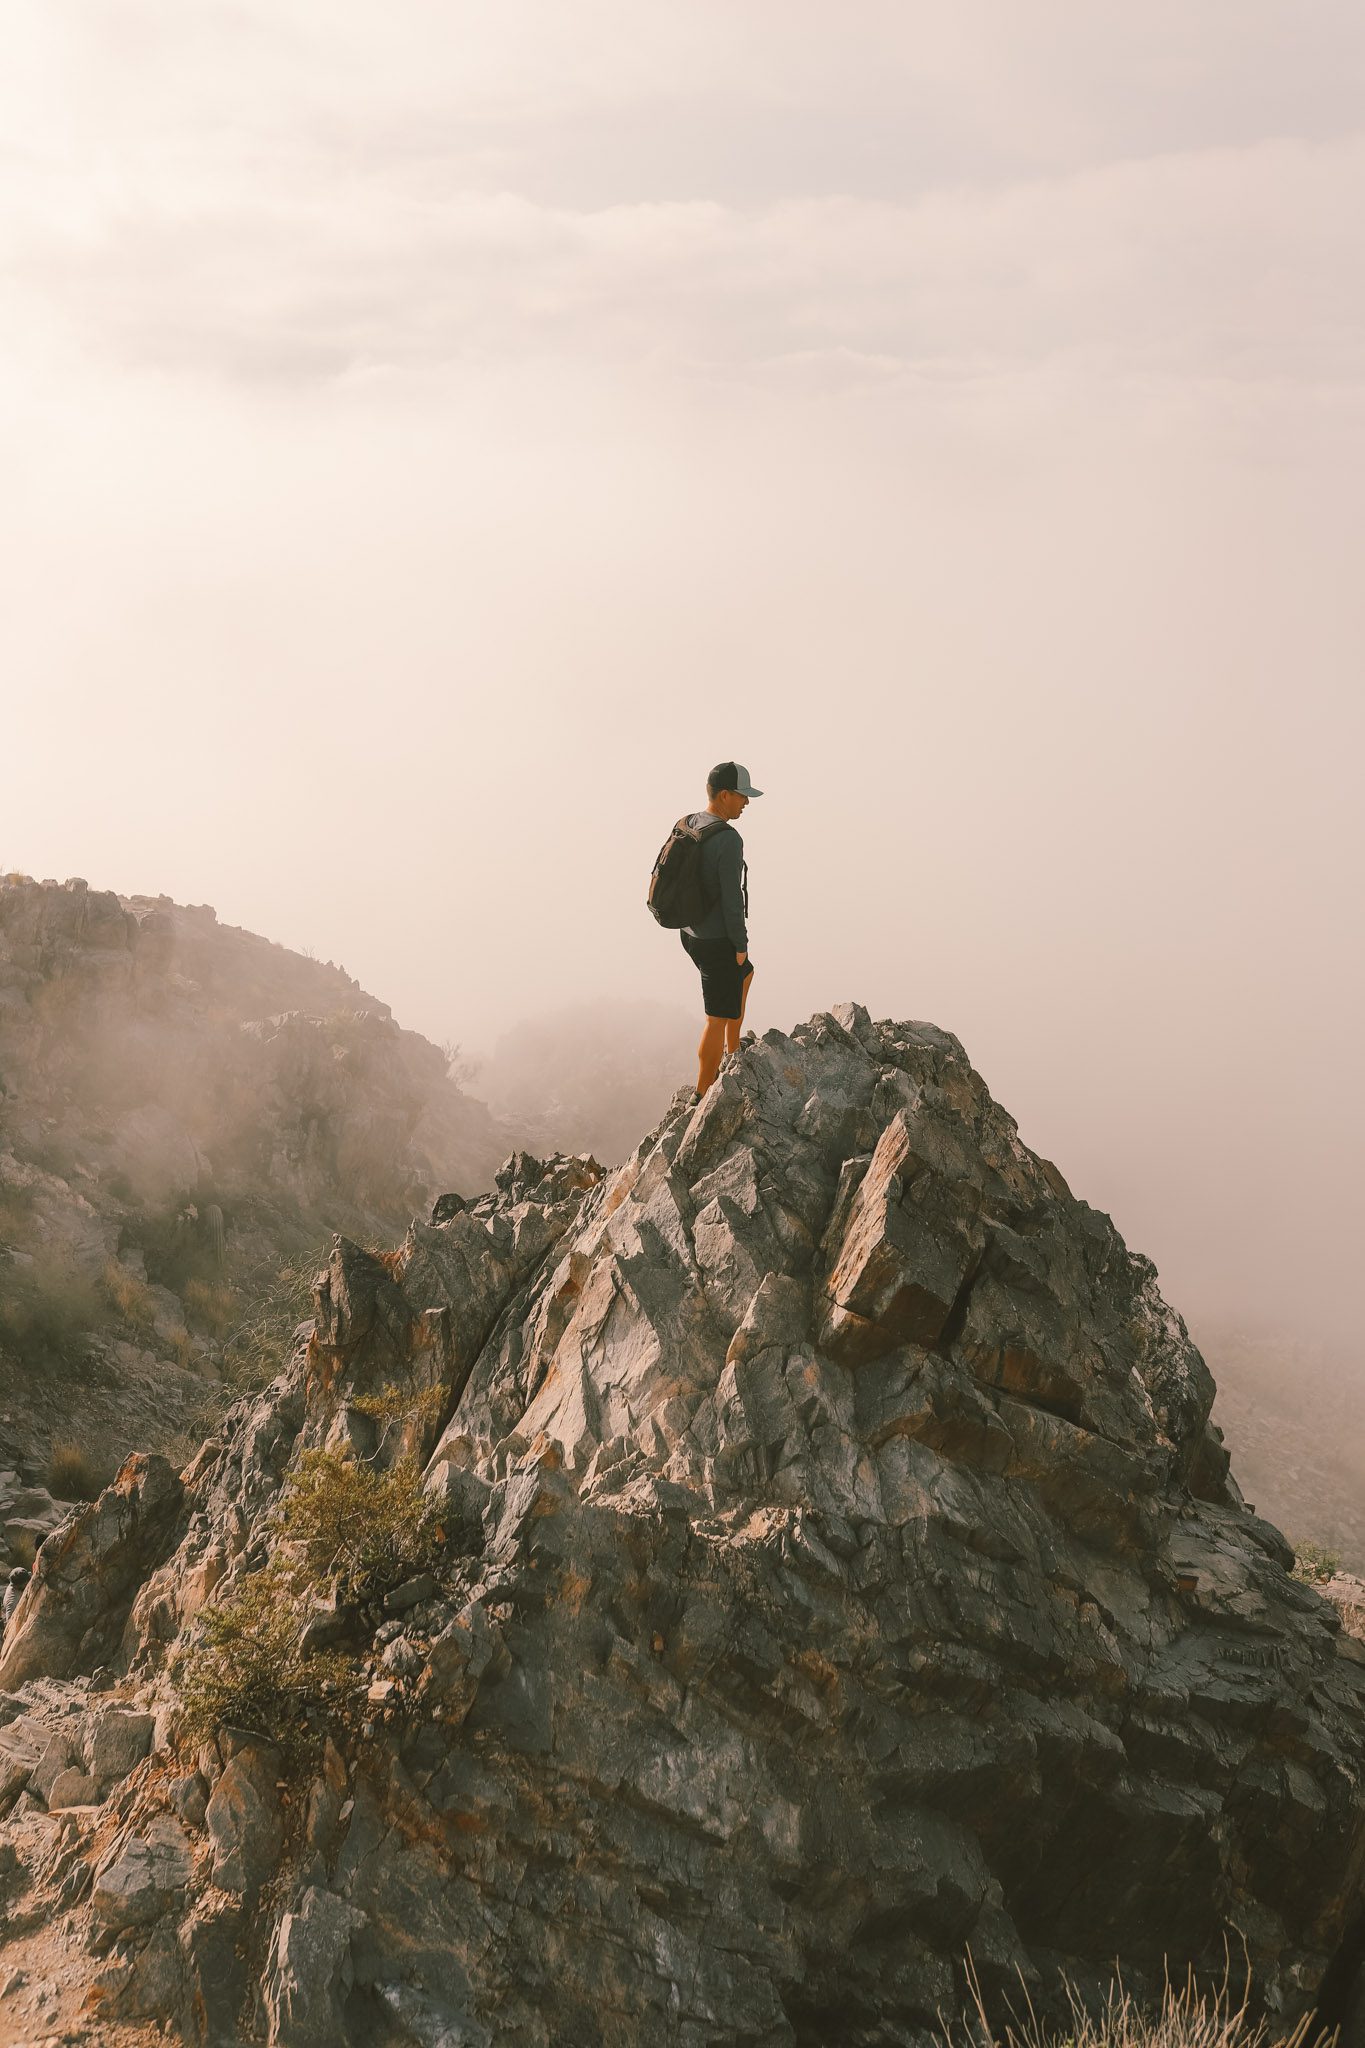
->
<box><xmin>2</xmin><ymin>5</ymin><xmax>1363</xmax><ymax>2042</ymax></box>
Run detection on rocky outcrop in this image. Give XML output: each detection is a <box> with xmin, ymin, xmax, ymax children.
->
<box><xmin>1</xmin><ymin>1005</ymin><xmax>1362</xmax><ymax>2047</ymax></box>
<box><xmin>0</xmin><ymin>1454</ymin><xmax>183</xmax><ymax>1689</ymax></box>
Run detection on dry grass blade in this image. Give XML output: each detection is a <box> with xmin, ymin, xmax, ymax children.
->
<box><xmin>952</xmin><ymin>1949</ymin><xmax>1337</xmax><ymax>2048</ymax></box>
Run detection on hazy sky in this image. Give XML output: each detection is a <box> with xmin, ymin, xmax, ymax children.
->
<box><xmin>3</xmin><ymin>3</ymin><xmax>1362</xmax><ymax>1344</ymax></box>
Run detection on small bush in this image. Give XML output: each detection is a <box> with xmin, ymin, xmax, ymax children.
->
<box><xmin>47</xmin><ymin>1441</ymin><xmax>107</xmax><ymax>1501</ymax></box>
<box><xmin>1291</xmin><ymin>1540</ymin><xmax>1340</xmax><ymax>1586</ymax></box>
<box><xmin>174</xmin><ymin>1565</ymin><xmax>356</xmax><ymax>1764</ymax></box>
<box><xmin>277</xmin><ymin>1448</ymin><xmax>440</xmax><ymax>1605</ymax></box>
<box><xmin>7</xmin><ymin>1528</ymin><xmax>38</xmax><ymax>1570</ymax></box>
<box><xmin>102</xmin><ymin>1259</ymin><xmax>156</xmax><ymax>1332</ymax></box>
<box><xmin>349</xmin><ymin>1381</ymin><xmax>446</xmax><ymax>1431</ymax></box>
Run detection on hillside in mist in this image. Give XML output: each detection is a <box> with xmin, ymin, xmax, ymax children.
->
<box><xmin>0</xmin><ymin>875</ymin><xmax>514</xmax><ymax>1506</ymax></box>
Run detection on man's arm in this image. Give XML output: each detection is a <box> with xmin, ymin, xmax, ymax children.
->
<box><xmin>716</xmin><ymin>832</ymin><xmax>748</xmax><ymax>956</ymax></box>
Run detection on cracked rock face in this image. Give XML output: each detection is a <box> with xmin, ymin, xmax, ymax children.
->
<box><xmin>3</xmin><ymin>1005</ymin><xmax>1364</xmax><ymax>2048</ymax></box>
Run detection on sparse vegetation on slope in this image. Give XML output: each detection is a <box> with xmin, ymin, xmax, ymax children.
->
<box><xmin>174</xmin><ymin>1431</ymin><xmax>448</xmax><ymax>1765</ymax></box>
<box><xmin>1291</xmin><ymin>1540</ymin><xmax>1341</xmax><ymax>1585</ymax></box>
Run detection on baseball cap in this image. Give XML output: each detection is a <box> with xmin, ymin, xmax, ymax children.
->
<box><xmin>710</xmin><ymin>761</ymin><xmax>764</xmax><ymax>798</ymax></box>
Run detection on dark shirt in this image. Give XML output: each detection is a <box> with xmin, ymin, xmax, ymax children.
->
<box><xmin>683</xmin><ymin>814</ymin><xmax>748</xmax><ymax>951</ymax></box>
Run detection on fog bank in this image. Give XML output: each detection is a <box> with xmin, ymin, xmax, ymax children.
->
<box><xmin>3</xmin><ymin>2</ymin><xmax>1361</xmax><ymax>1347</ymax></box>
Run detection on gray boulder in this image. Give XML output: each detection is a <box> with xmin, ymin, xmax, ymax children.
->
<box><xmin>0</xmin><ymin>1454</ymin><xmax>183</xmax><ymax>1689</ymax></box>
<box><xmin>263</xmin><ymin>1886</ymin><xmax>366</xmax><ymax>2046</ymax></box>
<box><xmin>204</xmin><ymin>1742</ymin><xmax>283</xmax><ymax>1896</ymax></box>
<box><xmin>90</xmin><ymin>1813</ymin><xmax>192</xmax><ymax>1938</ymax></box>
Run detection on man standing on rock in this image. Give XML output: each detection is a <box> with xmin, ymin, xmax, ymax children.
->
<box><xmin>680</xmin><ymin>762</ymin><xmax>762</xmax><ymax>1097</ymax></box>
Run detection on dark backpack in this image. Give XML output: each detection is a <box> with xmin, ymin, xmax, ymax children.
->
<box><xmin>647</xmin><ymin>814</ymin><xmax>732</xmax><ymax>929</ymax></box>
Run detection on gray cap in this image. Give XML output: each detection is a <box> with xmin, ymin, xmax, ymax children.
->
<box><xmin>710</xmin><ymin>760</ymin><xmax>764</xmax><ymax>798</ymax></box>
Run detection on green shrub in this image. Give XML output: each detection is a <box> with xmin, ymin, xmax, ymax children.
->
<box><xmin>349</xmin><ymin>1380</ymin><xmax>446</xmax><ymax>1431</ymax></box>
<box><xmin>278</xmin><ymin>1448</ymin><xmax>440</xmax><ymax>1605</ymax></box>
<box><xmin>175</xmin><ymin>1435</ymin><xmax>447</xmax><ymax>1769</ymax></box>
<box><xmin>1291</xmin><ymin>1540</ymin><xmax>1340</xmax><ymax>1585</ymax></box>
<box><xmin>174</xmin><ymin>1564</ymin><xmax>356</xmax><ymax>1764</ymax></box>
<box><xmin>47</xmin><ymin>1441</ymin><xmax>108</xmax><ymax>1501</ymax></box>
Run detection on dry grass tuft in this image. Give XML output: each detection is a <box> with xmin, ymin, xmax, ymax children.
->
<box><xmin>219</xmin><ymin>1264</ymin><xmax>314</xmax><ymax>1393</ymax></box>
<box><xmin>958</xmin><ymin>1956</ymin><xmax>1331</xmax><ymax>2048</ymax></box>
<box><xmin>102</xmin><ymin>1258</ymin><xmax>156</xmax><ymax>1331</ymax></box>
<box><xmin>47</xmin><ymin>1440</ymin><xmax>107</xmax><ymax>1501</ymax></box>
<box><xmin>167</xmin><ymin>1324</ymin><xmax>198</xmax><ymax>1372</ymax></box>
<box><xmin>183</xmin><ymin>1277</ymin><xmax>239</xmax><ymax>1337</ymax></box>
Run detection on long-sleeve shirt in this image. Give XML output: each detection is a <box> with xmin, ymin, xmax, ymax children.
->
<box><xmin>683</xmin><ymin>815</ymin><xmax>748</xmax><ymax>951</ymax></box>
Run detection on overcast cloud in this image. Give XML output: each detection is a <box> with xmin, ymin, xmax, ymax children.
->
<box><xmin>2</xmin><ymin>2</ymin><xmax>1362</xmax><ymax>1347</ymax></box>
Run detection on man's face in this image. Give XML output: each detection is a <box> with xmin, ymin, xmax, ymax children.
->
<box><xmin>715</xmin><ymin>788</ymin><xmax>748</xmax><ymax>819</ymax></box>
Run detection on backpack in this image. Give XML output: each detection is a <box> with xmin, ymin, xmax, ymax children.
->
<box><xmin>647</xmin><ymin>814</ymin><xmax>733</xmax><ymax>929</ymax></box>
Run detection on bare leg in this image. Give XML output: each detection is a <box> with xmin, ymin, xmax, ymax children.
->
<box><xmin>696</xmin><ymin>1016</ymin><xmax>728</xmax><ymax>1094</ymax></box>
<box><xmin>723</xmin><ymin>965</ymin><xmax>753</xmax><ymax>1058</ymax></box>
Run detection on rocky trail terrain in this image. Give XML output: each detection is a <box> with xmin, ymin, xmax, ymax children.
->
<box><xmin>0</xmin><ymin>876</ymin><xmax>510</xmax><ymax>1527</ymax></box>
<box><xmin>1</xmin><ymin>1002</ymin><xmax>1363</xmax><ymax>2047</ymax></box>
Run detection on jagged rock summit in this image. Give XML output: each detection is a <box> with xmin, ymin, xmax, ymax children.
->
<box><xmin>2</xmin><ymin>1004</ymin><xmax>1363</xmax><ymax>2047</ymax></box>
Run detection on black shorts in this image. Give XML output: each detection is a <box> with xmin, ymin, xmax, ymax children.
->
<box><xmin>681</xmin><ymin>931</ymin><xmax>754</xmax><ymax>1021</ymax></box>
